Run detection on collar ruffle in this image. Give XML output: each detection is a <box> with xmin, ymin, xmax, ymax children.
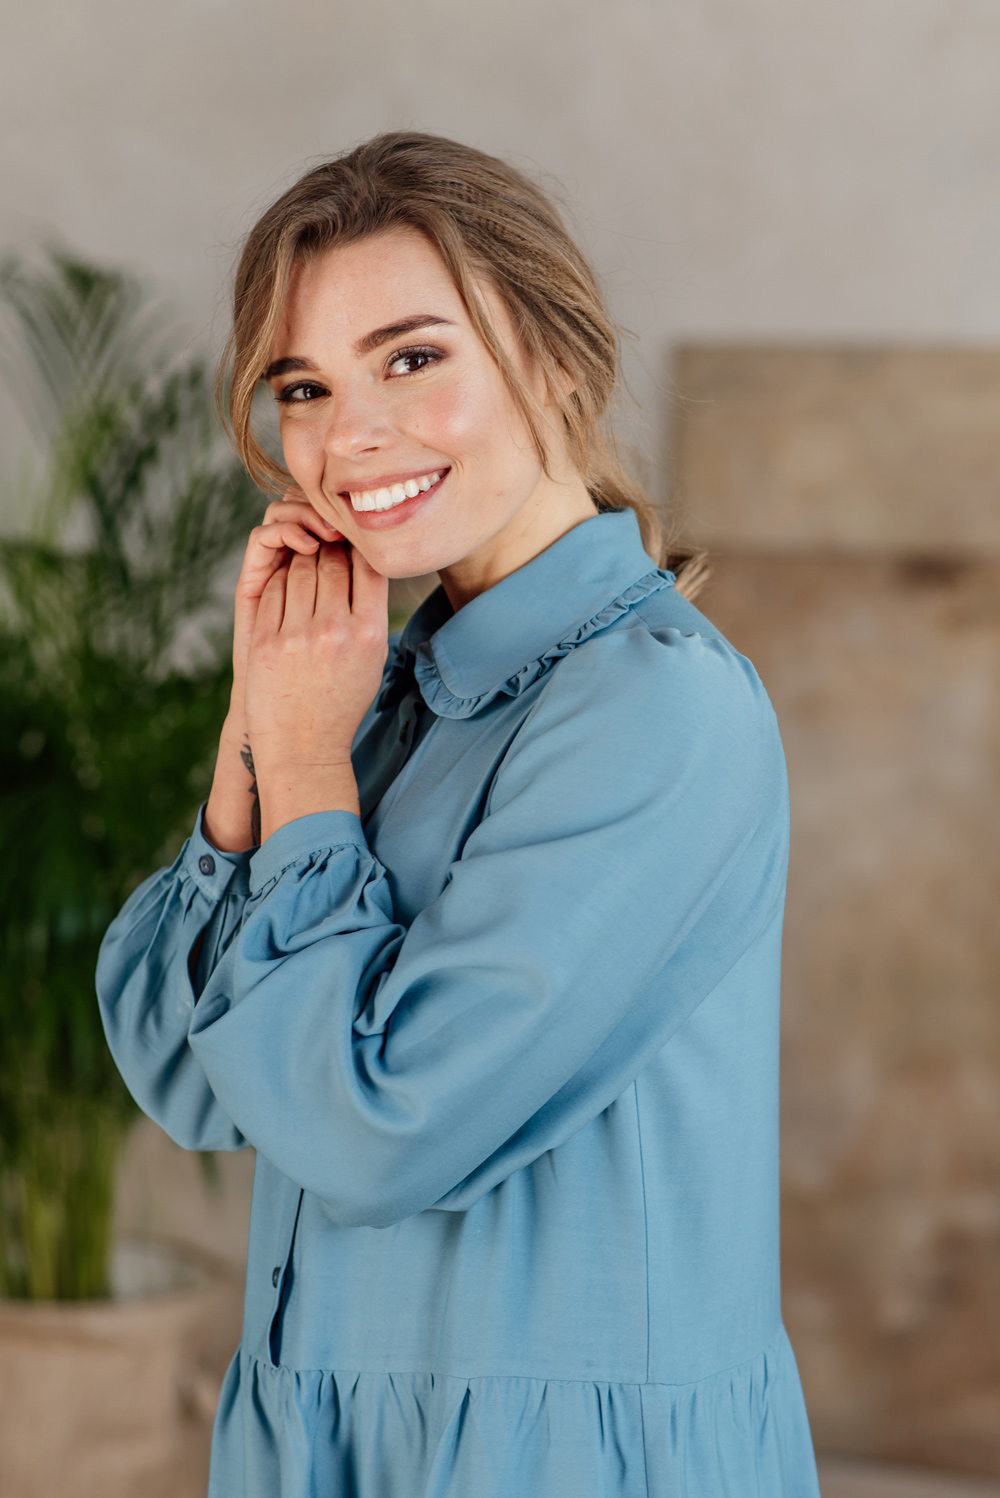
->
<box><xmin>383</xmin><ymin>568</ymin><xmax>674</xmax><ymax>721</ymax></box>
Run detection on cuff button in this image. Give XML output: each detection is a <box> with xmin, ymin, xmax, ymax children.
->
<box><xmin>198</xmin><ymin>854</ymin><xmax>216</xmax><ymax>876</ymax></box>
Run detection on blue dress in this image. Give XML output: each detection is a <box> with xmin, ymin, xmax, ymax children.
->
<box><xmin>97</xmin><ymin>510</ymin><xmax>820</xmax><ymax>1497</ymax></box>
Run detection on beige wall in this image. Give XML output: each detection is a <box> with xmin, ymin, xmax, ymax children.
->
<box><xmin>672</xmin><ymin>345</ymin><xmax>1000</xmax><ymax>1473</ymax></box>
<box><xmin>673</xmin><ymin>347</ymin><xmax>1000</xmax><ymax>556</ymax></box>
<box><xmin>3</xmin><ymin>0</ymin><xmax>1000</xmax><ymax>507</ymax></box>
<box><xmin>703</xmin><ymin>551</ymin><xmax>1000</xmax><ymax>1472</ymax></box>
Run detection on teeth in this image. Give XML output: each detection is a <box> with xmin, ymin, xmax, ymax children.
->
<box><xmin>348</xmin><ymin>471</ymin><xmax>441</xmax><ymax>512</ymax></box>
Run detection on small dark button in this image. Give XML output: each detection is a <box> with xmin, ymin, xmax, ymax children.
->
<box><xmin>198</xmin><ymin>854</ymin><xmax>216</xmax><ymax>877</ymax></box>
<box><xmin>271</xmin><ymin>1266</ymin><xmax>281</xmax><ymax>1288</ymax></box>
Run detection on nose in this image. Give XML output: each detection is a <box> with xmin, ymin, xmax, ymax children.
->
<box><xmin>320</xmin><ymin>378</ymin><xmax>394</xmax><ymax>462</ymax></box>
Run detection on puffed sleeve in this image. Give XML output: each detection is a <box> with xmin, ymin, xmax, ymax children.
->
<box><xmin>96</xmin><ymin>805</ymin><xmax>252</xmax><ymax>1151</ymax></box>
<box><xmin>186</xmin><ymin>625</ymin><xmax>789</xmax><ymax>1226</ymax></box>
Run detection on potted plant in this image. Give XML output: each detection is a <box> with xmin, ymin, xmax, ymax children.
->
<box><xmin>0</xmin><ymin>251</ymin><xmax>262</xmax><ymax>1496</ymax></box>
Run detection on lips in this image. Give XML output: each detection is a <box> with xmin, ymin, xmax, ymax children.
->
<box><xmin>346</xmin><ymin>468</ymin><xmax>444</xmax><ymax>513</ymax></box>
<box><xmin>335</xmin><ymin>467</ymin><xmax>450</xmax><ymax>527</ymax></box>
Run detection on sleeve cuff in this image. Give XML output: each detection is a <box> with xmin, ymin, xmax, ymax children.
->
<box><xmin>182</xmin><ymin>803</ymin><xmax>254</xmax><ymax>902</ymax></box>
<box><xmin>249</xmin><ymin>810</ymin><xmax>370</xmax><ymax>897</ymax></box>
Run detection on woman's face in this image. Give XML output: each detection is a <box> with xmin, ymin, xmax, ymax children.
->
<box><xmin>266</xmin><ymin>228</ymin><xmax>592</xmax><ymax>589</ymax></box>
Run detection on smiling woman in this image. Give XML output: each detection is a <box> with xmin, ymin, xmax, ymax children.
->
<box><xmin>96</xmin><ymin>133</ymin><xmax>820</xmax><ymax>1498</ymax></box>
<box><xmin>258</xmin><ymin>225</ymin><xmax>600</xmax><ymax>593</ymax></box>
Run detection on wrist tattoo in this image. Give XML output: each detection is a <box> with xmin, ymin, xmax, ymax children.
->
<box><xmin>240</xmin><ymin>739</ymin><xmax>261</xmax><ymax>846</ymax></box>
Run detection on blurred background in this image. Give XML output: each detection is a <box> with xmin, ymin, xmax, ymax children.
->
<box><xmin>0</xmin><ymin>2</ymin><xmax>998</xmax><ymax>1495</ymax></box>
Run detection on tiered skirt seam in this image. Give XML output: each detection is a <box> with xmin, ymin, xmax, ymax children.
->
<box><xmin>243</xmin><ymin>1323</ymin><xmax>788</xmax><ymax>1391</ymax></box>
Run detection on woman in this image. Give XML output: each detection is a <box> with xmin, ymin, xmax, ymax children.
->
<box><xmin>97</xmin><ymin>132</ymin><xmax>820</xmax><ymax>1497</ymax></box>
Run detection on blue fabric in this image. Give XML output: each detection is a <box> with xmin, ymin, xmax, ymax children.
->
<box><xmin>97</xmin><ymin>510</ymin><xmax>820</xmax><ymax>1496</ymax></box>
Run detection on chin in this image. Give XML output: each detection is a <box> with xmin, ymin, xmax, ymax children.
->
<box><xmin>351</xmin><ymin>533</ymin><xmax>445</xmax><ymax>582</ymax></box>
<box><xmin>351</xmin><ymin>521</ymin><xmax>481</xmax><ymax>583</ymax></box>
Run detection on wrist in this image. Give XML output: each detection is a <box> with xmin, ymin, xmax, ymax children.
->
<box><xmin>221</xmin><ymin>693</ymin><xmax>247</xmax><ymax>742</ymax></box>
<box><xmin>203</xmin><ymin>710</ymin><xmax>259</xmax><ymax>854</ymax></box>
<box><xmin>256</xmin><ymin>760</ymin><xmax>360</xmax><ymax>843</ymax></box>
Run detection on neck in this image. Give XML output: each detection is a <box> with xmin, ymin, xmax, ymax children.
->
<box><xmin>437</xmin><ymin>470</ymin><xmax>598</xmax><ymax>611</ymax></box>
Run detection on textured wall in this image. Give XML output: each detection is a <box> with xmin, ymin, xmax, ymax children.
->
<box><xmin>675</xmin><ymin>348</ymin><xmax>1000</xmax><ymax>1473</ymax></box>
<box><xmin>673</xmin><ymin>348</ymin><xmax>1000</xmax><ymax>555</ymax></box>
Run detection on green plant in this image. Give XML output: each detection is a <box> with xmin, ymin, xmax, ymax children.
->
<box><xmin>0</xmin><ymin>251</ymin><xmax>263</xmax><ymax>1299</ymax></box>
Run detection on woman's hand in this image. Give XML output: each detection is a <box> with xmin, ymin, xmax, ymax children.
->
<box><xmin>244</xmin><ymin>538</ymin><xmax>389</xmax><ymax>841</ymax></box>
<box><xmin>203</xmin><ymin>491</ymin><xmax>342</xmax><ymax>852</ymax></box>
<box><xmin>231</xmin><ymin>492</ymin><xmax>343</xmax><ymax>716</ymax></box>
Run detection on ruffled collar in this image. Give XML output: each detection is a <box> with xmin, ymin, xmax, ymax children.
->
<box><xmin>378</xmin><ymin>510</ymin><xmax>675</xmax><ymax>721</ymax></box>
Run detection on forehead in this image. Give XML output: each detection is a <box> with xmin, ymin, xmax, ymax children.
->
<box><xmin>275</xmin><ymin>228</ymin><xmax>466</xmax><ymax>351</ymax></box>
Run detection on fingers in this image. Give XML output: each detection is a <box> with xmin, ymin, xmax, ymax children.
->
<box><xmin>254</xmin><ymin>559</ymin><xmax>288</xmax><ymax>639</ymax></box>
<box><xmin>252</xmin><ymin>542</ymin><xmax>384</xmax><ymax>655</ymax></box>
<box><xmin>241</xmin><ymin>495</ymin><xmax>342</xmax><ymax>591</ymax></box>
<box><xmin>314</xmin><ymin>542</ymin><xmax>352</xmax><ymax>626</ymax></box>
<box><xmin>250</xmin><ymin>520</ymin><xmax>320</xmax><ymax>560</ymax></box>
<box><xmin>237</xmin><ymin>511</ymin><xmax>339</xmax><ymax>608</ymax></box>
<box><xmin>281</xmin><ymin>547</ymin><xmax>319</xmax><ymax>628</ymax></box>
<box><xmin>262</xmin><ymin>492</ymin><xmax>342</xmax><ymax>543</ymax></box>
<box><xmin>240</xmin><ymin>496</ymin><xmax>343</xmax><ymax>683</ymax></box>
<box><xmin>348</xmin><ymin>543</ymin><xmax>390</xmax><ymax>624</ymax></box>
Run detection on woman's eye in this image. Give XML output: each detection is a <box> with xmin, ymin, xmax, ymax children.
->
<box><xmin>386</xmin><ymin>347</ymin><xmax>442</xmax><ymax>378</ymax></box>
<box><xmin>276</xmin><ymin>382</ymin><xmax>327</xmax><ymax>404</ymax></box>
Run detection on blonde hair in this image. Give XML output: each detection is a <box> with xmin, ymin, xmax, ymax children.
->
<box><xmin>220</xmin><ymin>132</ymin><xmax>707</xmax><ymax>599</ymax></box>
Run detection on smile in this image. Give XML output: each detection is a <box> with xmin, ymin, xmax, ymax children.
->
<box><xmin>348</xmin><ymin>470</ymin><xmax>444</xmax><ymax>512</ymax></box>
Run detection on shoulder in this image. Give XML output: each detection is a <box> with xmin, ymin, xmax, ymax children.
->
<box><xmin>540</xmin><ymin>583</ymin><xmax>773</xmax><ymax>745</ymax></box>
<box><xmin>495</xmin><ymin>586</ymin><xmax>785</xmax><ymax>818</ymax></box>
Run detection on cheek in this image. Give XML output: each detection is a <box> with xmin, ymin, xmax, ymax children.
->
<box><xmin>406</xmin><ymin>369</ymin><xmax>522</xmax><ymax>461</ymax></box>
<box><xmin>280</xmin><ymin>419</ymin><xmax>326</xmax><ymax>488</ymax></box>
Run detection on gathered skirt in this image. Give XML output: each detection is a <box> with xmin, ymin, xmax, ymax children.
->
<box><xmin>208</xmin><ymin>1324</ymin><xmax>820</xmax><ymax>1497</ymax></box>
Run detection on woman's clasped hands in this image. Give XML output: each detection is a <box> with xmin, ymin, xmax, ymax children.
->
<box><xmin>244</xmin><ymin>493</ymin><xmax>389</xmax><ymax>839</ymax></box>
<box><xmin>204</xmin><ymin>490</ymin><xmax>389</xmax><ymax>852</ymax></box>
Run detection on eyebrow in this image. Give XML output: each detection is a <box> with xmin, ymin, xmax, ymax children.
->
<box><xmin>355</xmin><ymin>314</ymin><xmax>453</xmax><ymax>355</ymax></box>
<box><xmin>262</xmin><ymin>355</ymin><xmax>317</xmax><ymax>381</ymax></box>
<box><xmin>262</xmin><ymin>315</ymin><xmax>454</xmax><ymax>381</ymax></box>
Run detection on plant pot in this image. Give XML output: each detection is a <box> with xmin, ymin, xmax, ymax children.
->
<box><xmin>0</xmin><ymin>1238</ymin><xmax>242</xmax><ymax>1498</ymax></box>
